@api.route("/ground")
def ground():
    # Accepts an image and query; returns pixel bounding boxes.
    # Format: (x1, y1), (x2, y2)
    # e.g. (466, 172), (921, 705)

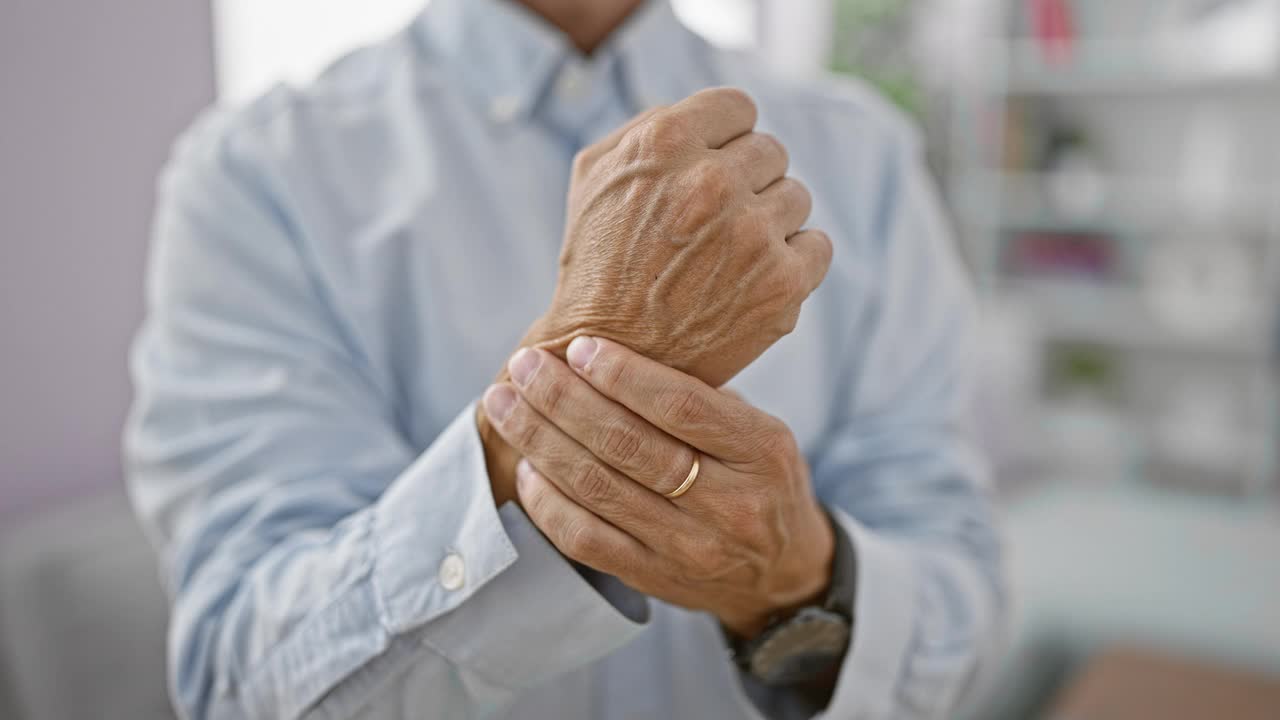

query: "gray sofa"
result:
(0, 491), (175, 719)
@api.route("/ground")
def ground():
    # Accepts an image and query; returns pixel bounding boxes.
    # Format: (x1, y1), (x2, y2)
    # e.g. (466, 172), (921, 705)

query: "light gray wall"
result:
(0, 0), (216, 519)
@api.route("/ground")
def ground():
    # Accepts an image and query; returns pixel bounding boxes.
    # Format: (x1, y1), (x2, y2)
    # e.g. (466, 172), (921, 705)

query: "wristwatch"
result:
(728, 511), (856, 686)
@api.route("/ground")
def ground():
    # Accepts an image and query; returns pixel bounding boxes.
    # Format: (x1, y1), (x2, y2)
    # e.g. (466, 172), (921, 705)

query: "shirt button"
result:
(489, 95), (519, 123)
(438, 553), (466, 591)
(555, 64), (588, 100)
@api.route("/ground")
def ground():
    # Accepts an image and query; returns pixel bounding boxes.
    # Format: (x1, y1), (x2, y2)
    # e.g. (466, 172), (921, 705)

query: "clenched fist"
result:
(482, 88), (834, 505)
(528, 87), (832, 385)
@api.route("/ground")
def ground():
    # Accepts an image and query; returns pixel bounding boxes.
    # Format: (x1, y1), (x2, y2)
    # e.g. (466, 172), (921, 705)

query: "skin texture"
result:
(518, 0), (645, 53)
(483, 337), (835, 638)
(480, 89), (833, 505)
(470, 3), (838, 637)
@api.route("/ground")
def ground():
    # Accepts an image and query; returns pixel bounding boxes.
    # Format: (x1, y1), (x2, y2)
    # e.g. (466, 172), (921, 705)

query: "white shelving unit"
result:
(949, 0), (1280, 495)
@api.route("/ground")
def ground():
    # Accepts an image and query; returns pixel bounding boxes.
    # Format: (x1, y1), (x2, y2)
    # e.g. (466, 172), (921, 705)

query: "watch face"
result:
(749, 607), (851, 686)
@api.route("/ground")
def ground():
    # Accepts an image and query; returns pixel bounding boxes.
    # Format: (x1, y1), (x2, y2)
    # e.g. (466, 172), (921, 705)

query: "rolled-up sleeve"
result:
(126, 114), (647, 720)
(807, 129), (1007, 719)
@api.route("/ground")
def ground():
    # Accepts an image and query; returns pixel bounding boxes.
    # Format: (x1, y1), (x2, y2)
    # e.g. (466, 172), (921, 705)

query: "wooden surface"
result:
(1047, 647), (1280, 720)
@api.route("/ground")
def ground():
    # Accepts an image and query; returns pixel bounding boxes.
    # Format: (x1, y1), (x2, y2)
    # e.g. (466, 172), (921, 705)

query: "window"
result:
(212, 0), (428, 104)
(212, 0), (759, 104)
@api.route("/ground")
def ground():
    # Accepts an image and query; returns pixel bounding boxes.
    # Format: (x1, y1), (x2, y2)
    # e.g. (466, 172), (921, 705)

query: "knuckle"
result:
(761, 132), (788, 166)
(561, 519), (598, 559)
(694, 161), (734, 198)
(773, 305), (801, 337)
(512, 411), (544, 451)
(771, 175), (803, 203)
(732, 207), (772, 243)
(815, 229), (835, 260)
(743, 132), (787, 172)
(766, 414), (792, 443)
(570, 149), (592, 177)
(650, 112), (686, 139)
(666, 445), (698, 492)
(599, 353), (631, 394)
(714, 86), (757, 119)
(538, 374), (570, 417)
(521, 477), (549, 515)
(659, 387), (709, 429)
(788, 175), (813, 203)
(797, 225), (834, 255)
(755, 420), (796, 462)
(794, 180), (815, 217)
(570, 460), (618, 508)
(757, 265), (796, 309)
(677, 184), (726, 235)
(723, 412), (788, 463)
(596, 353), (637, 397)
(636, 113), (688, 153)
(599, 417), (647, 468)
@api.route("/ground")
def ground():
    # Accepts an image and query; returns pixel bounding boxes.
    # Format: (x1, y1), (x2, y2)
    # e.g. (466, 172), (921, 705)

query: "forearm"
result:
(163, 405), (647, 720)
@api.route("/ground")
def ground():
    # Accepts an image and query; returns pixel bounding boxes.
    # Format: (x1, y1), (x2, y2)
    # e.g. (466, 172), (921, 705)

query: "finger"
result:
(719, 387), (746, 401)
(482, 383), (687, 544)
(516, 461), (656, 579)
(757, 176), (813, 236)
(508, 348), (698, 497)
(719, 132), (788, 193)
(563, 337), (769, 460)
(587, 105), (665, 160)
(785, 228), (835, 295)
(667, 87), (757, 148)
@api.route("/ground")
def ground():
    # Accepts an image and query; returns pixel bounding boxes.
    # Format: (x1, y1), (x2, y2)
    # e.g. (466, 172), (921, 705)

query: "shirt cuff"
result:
(372, 401), (519, 636)
(371, 400), (649, 692)
(422, 503), (650, 690)
(821, 507), (921, 719)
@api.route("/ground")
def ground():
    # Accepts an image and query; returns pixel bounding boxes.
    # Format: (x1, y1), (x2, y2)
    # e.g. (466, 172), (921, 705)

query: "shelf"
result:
(955, 171), (1280, 233)
(1007, 396), (1275, 492)
(987, 280), (1275, 358)
(954, 3), (1280, 499)
(995, 38), (1280, 96)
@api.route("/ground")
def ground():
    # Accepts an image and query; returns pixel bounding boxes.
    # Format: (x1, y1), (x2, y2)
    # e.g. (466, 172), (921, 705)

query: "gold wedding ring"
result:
(664, 453), (701, 499)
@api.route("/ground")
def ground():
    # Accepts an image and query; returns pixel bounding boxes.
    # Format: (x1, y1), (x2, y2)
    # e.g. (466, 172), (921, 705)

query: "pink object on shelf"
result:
(1029, 0), (1076, 65)
(1004, 230), (1116, 279)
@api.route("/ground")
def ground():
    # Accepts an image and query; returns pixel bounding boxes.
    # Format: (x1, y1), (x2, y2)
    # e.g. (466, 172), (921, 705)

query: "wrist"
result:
(479, 311), (580, 507)
(476, 404), (522, 506)
(723, 507), (836, 640)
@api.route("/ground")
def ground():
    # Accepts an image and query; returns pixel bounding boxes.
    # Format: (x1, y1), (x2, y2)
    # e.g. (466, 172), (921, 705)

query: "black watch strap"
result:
(727, 508), (858, 682)
(823, 507), (858, 618)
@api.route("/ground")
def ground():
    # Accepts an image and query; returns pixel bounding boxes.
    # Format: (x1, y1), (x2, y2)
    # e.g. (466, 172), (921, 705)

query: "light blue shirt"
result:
(126, 1), (1005, 718)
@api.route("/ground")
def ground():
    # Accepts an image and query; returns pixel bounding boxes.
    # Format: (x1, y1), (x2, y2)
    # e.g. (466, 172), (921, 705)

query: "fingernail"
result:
(567, 336), (598, 371)
(508, 348), (542, 387)
(516, 459), (535, 494)
(483, 385), (517, 423)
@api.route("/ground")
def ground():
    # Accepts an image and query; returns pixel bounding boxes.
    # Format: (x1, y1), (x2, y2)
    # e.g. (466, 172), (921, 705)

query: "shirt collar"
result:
(413, 0), (709, 124)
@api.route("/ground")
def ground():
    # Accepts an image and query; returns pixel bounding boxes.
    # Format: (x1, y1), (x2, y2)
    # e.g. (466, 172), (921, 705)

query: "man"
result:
(126, 0), (1005, 717)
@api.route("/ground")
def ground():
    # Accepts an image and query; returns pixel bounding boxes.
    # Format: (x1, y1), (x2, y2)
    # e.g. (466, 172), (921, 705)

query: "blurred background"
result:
(1, 0), (1278, 717)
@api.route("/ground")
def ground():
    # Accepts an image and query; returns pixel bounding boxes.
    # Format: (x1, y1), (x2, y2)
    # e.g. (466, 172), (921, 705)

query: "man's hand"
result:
(482, 337), (836, 639)
(480, 87), (833, 504)
(530, 87), (831, 383)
